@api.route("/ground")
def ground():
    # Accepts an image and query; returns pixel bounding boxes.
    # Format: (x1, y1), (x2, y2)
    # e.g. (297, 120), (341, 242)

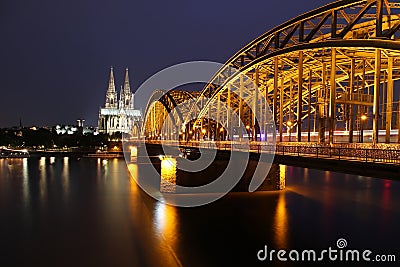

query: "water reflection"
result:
(279, 165), (286, 190)
(62, 157), (70, 200)
(160, 157), (177, 193)
(273, 165), (288, 249)
(324, 171), (331, 183)
(102, 159), (108, 176)
(381, 180), (391, 224)
(274, 192), (288, 248)
(22, 158), (29, 204)
(1, 157), (400, 266)
(154, 201), (179, 249)
(39, 157), (47, 203)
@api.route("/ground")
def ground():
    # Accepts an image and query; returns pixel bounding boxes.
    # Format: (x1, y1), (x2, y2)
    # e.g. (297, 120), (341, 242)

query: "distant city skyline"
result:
(0, 0), (330, 127)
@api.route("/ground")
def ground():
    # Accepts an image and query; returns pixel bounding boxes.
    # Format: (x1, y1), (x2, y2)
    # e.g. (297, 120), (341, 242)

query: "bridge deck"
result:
(142, 140), (400, 166)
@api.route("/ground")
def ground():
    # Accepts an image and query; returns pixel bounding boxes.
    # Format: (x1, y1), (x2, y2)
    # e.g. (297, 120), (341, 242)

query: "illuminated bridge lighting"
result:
(140, 0), (400, 148)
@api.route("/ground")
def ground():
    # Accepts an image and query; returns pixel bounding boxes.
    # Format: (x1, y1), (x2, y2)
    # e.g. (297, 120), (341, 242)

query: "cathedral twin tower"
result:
(105, 67), (133, 110)
(98, 67), (141, 135)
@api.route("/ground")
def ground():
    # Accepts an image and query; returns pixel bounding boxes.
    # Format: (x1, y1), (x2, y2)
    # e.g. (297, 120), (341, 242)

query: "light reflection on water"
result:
(39, 157), (47, 203)
(274, 192), (288, 248)
(1, 158), (400, 266)
(22, 158), (29, 204)
(160, 157), (177, 193)
(154, 201), (178, 246)
(62, 157), (69, 200)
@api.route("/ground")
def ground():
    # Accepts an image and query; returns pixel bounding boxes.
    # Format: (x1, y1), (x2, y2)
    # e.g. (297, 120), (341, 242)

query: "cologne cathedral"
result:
(98, 67), (142, 135)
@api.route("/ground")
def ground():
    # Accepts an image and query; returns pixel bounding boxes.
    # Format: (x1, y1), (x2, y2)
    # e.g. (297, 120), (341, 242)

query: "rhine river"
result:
(0, 157), (399, 266)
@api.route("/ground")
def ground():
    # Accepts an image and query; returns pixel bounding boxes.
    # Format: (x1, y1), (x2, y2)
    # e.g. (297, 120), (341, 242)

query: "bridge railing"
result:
(143, 140), (400, 165)
(275, 145), (400, 165)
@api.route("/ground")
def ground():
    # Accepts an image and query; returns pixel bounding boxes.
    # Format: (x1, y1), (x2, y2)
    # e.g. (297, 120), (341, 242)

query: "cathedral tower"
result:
(98, 66), (142, 135)
(122, 68), (133, 109)
(105, 67), (118, 108)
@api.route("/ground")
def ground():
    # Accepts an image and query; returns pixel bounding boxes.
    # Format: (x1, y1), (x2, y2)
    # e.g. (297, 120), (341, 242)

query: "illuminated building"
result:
(98, 67), (142, 135)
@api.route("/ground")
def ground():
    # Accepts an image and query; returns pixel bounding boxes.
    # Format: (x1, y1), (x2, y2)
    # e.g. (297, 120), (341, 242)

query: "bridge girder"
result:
(143, 89), (199, 139)
(186, 0), (400, 144)
(143, 0), (400, 144)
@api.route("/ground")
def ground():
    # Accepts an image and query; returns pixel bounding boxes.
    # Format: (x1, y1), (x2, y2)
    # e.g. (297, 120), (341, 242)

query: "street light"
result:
(201, 128), (206, 140)
(246, 125), (251, 140)
(219, 127), (224, 141)
(360, 114), (367, 143)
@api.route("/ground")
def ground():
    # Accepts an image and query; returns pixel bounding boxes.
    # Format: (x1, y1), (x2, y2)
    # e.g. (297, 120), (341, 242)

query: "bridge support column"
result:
(208, 100), (211, 140)
(318, 63), (327, 143)
(297, 51), (303, 142)
(264, 89), (268, 142)
(349, 59), (355, 143)
(328, 48), (336, 144)
(274, 57), (279, 129)
(307, 69), (312, 142)
(386, 57), (393, 143)
(398, 103), (400, 144)
(228, 83), (232, 141)
(239, 75), (244, 141)
(279, 76), (284, 142)
(217, 93), (221, 141)
(373, 49), (381, 145)
(254, 68), (259, 141)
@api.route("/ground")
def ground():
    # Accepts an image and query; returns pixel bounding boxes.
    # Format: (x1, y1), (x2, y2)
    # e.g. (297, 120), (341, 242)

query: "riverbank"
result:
(28, 149), (124, 158)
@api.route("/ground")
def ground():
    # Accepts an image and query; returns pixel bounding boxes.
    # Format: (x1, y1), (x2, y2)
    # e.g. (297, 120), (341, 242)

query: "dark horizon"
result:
(0, 0), (331, 128)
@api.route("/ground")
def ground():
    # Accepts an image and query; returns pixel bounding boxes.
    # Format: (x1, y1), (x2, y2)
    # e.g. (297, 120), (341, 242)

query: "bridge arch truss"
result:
(145, 0), (400, 145)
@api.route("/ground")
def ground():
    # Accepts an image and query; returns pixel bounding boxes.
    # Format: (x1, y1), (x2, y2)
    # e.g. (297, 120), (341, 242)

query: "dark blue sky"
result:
(0, 0), (330, 127)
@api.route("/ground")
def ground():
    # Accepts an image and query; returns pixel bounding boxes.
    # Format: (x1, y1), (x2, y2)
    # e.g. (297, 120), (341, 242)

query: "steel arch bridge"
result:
(144, 0), (400, 145)
(143, 89), (200, 140)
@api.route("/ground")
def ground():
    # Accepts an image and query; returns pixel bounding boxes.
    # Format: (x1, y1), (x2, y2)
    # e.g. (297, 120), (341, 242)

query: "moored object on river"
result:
(0, 147), (30, 158)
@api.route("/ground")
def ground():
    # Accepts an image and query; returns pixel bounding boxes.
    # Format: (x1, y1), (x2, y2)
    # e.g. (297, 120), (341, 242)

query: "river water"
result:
(0, 157), (399, 266)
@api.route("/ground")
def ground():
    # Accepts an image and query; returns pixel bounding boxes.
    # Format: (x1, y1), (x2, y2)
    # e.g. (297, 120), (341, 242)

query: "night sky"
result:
(0, 0), (331, 127)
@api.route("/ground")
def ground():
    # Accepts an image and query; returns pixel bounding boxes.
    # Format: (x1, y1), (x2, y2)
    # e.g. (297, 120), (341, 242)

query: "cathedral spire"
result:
(124, 67), (131, 93)
(119, 85), (124, 109)
(107, 66), (116, 92)
(105, 66), (117, 108)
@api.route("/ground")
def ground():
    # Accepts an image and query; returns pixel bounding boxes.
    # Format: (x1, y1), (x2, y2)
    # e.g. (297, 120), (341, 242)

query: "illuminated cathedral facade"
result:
(98, 67), (141, 135)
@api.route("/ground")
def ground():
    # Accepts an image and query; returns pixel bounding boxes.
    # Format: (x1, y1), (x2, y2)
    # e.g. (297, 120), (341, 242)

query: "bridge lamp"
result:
(287, 121), (293, 127)
(246, 125), (251, 130)
(360, 114), (367, 143)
